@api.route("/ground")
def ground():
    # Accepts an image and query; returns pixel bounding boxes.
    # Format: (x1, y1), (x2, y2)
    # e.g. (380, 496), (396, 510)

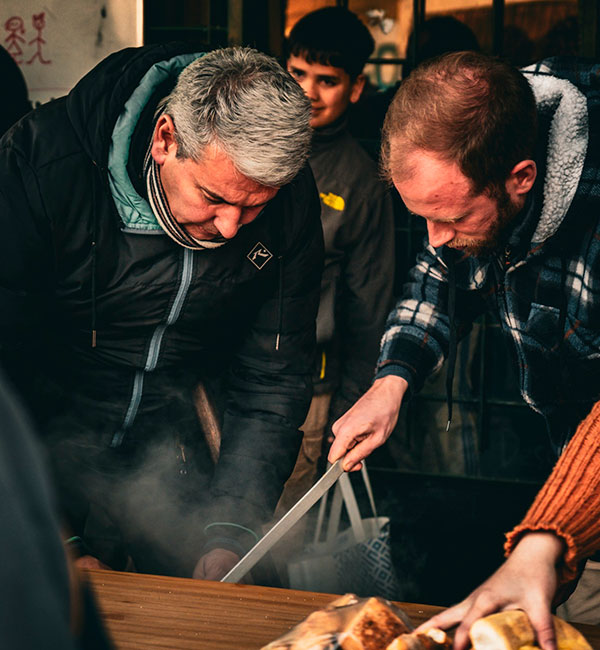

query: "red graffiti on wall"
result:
(4, 16), (25, 64)
(4, 12), (51, 66)
(27, 13), (50, 64)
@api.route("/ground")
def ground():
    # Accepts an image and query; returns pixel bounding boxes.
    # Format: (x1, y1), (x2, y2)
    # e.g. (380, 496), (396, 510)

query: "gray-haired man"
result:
(0, 44), (323, 581)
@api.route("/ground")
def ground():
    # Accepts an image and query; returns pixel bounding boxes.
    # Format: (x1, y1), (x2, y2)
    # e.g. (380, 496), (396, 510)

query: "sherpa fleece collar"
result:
(523, 64), (588, 244)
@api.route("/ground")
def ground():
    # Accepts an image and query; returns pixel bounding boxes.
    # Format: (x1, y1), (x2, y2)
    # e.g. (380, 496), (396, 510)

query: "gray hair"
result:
(165, 47), (312, 187)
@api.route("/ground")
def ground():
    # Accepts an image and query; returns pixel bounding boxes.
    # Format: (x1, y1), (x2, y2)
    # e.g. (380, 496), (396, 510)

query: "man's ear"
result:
(349, 74), (366, 104)
(506, 159), (537, 198)
(151, 114), (177, 165)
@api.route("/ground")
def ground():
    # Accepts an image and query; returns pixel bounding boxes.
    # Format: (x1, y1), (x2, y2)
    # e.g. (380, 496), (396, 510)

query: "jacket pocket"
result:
(524, 302), (562, 351)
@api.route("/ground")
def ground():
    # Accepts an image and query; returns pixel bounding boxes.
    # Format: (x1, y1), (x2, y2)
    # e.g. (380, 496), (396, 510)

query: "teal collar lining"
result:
(107, 51), (204, 232)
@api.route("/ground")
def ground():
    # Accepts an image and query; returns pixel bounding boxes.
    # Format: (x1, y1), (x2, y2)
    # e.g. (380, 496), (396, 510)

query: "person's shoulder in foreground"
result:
(0, 367), (112, 649)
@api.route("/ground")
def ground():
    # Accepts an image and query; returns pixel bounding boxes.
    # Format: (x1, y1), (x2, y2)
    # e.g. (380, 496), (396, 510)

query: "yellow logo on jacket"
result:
(319, 192), (345, 211)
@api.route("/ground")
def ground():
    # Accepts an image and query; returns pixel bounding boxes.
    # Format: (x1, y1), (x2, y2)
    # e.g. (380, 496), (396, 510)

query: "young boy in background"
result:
(277, 6), (395, 514)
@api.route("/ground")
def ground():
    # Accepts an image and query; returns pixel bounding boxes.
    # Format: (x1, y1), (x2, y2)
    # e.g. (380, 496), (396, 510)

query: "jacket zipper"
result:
(111, 248), (195, 446)
(494, 245), (540, 413)
(145, 248), (194, 371)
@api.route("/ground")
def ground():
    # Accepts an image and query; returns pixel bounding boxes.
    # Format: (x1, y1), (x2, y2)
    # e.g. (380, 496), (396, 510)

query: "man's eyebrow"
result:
(198, 184), (272, 208)
(408, 209), (466, 223)
(198, 184), (230, 204)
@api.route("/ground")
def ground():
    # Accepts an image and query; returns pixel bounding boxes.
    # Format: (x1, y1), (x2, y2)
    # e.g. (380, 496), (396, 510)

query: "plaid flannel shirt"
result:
(376, 57), (600, 447)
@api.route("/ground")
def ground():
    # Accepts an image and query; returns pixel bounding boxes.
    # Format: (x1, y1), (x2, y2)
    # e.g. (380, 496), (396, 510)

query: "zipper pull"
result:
(175, 437), (187, 475)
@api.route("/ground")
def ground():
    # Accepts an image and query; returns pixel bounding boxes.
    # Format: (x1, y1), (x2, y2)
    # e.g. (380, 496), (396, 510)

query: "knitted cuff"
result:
(504, 401), (600, 585)
(504, 525), (579, 584)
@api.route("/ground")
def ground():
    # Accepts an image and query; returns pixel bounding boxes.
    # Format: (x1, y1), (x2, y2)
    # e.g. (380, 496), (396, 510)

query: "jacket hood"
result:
(65, 42), (203, 164)
(523, 64), (589, 243)
(65, 43), (205, 231)
(442, 66), (589, 430)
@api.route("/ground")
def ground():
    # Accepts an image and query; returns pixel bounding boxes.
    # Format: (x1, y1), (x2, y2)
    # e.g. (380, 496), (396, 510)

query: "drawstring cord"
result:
(91, 162), (98, 348)
(276, 254), (284, 351)
(91, 240), (97, 347)
(274, 211), (284, 351)
(557, 255), (567, 351)
(445, 256), (458, 431)
(555, 255), (568, 407)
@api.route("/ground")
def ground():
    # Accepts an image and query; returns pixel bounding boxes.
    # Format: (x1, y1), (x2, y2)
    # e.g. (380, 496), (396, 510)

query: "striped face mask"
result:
(144, 131), (227, 251)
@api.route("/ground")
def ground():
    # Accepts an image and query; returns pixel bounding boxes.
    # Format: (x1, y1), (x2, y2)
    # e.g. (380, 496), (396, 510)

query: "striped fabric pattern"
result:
(144, 139), (226, 250)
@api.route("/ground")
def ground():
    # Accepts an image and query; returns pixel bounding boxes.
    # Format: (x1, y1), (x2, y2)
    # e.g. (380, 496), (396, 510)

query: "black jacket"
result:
(309, 118), (395, 423)
(0, 43), (323, 552)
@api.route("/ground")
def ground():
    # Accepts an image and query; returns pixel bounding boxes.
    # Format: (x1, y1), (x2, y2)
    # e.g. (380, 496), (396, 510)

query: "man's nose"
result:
(426, 220), (454, 248)
(214, 205), (243, 239)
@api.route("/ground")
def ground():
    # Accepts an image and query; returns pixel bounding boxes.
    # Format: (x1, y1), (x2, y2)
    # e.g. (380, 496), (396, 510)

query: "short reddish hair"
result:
(381, 51), (537, 195)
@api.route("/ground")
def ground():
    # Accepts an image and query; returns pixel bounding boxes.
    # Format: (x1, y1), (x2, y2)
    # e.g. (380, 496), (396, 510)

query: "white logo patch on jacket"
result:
(247, 242), (273, 269)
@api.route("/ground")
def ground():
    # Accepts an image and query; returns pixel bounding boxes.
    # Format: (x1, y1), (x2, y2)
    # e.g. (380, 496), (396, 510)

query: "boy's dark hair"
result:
(286, 7), (375, 79)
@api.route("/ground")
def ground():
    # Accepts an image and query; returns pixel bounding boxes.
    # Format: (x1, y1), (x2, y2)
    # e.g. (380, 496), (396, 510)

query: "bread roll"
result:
(469, 611), (592, 650)
(338, 596), (413, 650)
(261, 594), (413, 650)
(386, 627), (452, 650)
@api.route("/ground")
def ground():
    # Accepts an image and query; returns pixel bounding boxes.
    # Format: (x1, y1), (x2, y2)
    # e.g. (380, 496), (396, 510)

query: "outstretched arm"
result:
(418, 400), (600, 650)
(328, 241), (489, 471)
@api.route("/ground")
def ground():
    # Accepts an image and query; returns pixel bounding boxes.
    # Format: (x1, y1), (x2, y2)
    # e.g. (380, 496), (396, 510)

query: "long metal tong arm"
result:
(220, 459), (345, 583)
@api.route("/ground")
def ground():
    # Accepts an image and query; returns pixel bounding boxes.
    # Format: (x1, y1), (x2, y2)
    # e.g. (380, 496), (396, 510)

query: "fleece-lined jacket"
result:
(376, 57), (600, 449)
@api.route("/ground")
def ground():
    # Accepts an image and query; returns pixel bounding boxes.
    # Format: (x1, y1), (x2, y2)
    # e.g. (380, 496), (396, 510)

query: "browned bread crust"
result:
(469, 611), (592, 650)
(339, 597), (413, 650)
(261, 594), (413, 650)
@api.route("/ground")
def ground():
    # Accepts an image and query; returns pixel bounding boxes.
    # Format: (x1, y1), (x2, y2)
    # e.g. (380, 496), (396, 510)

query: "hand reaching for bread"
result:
(416, 532), (565, 650)
(261, 586), (592, 650)
(469, 611), (591, 650)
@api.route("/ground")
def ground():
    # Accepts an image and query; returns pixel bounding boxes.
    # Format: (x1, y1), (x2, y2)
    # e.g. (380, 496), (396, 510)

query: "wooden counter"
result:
(85, 569), (600, 650)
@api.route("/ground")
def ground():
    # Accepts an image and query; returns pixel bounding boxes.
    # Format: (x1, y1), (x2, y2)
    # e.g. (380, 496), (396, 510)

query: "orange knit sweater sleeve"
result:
(504, 401), (600, 584)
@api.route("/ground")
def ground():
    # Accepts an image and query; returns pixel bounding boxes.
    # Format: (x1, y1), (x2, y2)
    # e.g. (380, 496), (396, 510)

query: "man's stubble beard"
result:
(447, 188), (522, 257)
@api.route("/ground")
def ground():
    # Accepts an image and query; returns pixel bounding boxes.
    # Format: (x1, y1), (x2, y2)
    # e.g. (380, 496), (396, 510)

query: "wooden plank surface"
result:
(85, 569), (600, 650)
